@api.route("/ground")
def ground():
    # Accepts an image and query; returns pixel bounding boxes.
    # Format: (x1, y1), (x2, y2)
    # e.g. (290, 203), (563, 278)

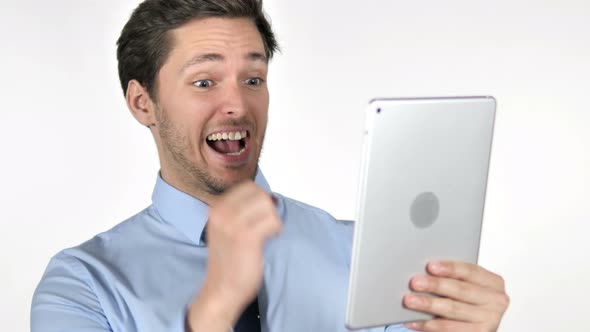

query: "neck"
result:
(159, 166), (220, 206)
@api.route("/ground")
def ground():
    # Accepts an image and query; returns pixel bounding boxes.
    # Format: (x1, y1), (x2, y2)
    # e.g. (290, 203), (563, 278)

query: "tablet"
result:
(345, 96), (496, 329)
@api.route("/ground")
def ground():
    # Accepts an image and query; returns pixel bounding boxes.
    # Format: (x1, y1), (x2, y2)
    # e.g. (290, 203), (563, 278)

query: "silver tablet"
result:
(345, 96), (496, 329)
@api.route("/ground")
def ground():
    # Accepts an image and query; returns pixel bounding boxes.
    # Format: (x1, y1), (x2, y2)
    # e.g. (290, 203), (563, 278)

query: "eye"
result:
(193, 79), (214, 88)
(244, 77), (264, 86)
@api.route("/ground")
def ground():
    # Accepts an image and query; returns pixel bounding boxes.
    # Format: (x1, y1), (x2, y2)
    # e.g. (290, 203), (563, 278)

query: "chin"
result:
(203, 163), (258, 193)
(221, 163), (258, 182)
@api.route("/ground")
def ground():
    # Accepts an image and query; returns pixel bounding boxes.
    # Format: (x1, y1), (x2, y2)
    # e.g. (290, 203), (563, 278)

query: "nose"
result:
(219, 82), (248, 117)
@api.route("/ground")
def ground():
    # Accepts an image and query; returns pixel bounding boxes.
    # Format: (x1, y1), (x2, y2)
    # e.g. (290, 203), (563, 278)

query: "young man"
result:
(31, 1), (509, 331)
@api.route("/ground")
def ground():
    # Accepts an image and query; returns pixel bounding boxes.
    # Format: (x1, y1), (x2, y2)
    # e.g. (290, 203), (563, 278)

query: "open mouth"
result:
(206, 130), (248, 156)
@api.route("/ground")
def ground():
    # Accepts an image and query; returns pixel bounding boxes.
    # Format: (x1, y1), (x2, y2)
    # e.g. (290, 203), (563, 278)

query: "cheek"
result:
(173, 91), (214, 126)
(161, 96), (212, 150)
(249, 91), (269, 127)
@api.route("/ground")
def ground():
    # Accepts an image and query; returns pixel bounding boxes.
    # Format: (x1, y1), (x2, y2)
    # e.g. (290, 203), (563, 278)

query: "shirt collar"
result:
(151, 168), (272, 247)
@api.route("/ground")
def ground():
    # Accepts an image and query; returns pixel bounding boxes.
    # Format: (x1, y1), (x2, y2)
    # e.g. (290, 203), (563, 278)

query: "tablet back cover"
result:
(346, 96), (496, 329)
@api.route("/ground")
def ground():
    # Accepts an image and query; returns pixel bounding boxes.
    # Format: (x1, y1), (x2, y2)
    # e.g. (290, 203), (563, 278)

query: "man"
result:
(31, 0), (509, 331)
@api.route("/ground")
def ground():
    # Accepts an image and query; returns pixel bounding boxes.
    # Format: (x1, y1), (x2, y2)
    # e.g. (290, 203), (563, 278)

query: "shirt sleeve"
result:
(31, 253), (112, 332)
(32, 252), (191, 332)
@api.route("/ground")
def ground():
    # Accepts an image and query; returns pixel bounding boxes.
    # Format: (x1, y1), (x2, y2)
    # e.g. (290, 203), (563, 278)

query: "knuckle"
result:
(447, 298), (468, 319)
(422, 296), (433, 310)
(498, 292), (510, 310)
(250, 191), (271, 207)
(430, 320), (451, 332)
(455, 281), (468, 299)
(448, 299), (460, 317)
(236, 206), (253, 221)
(465, 262), (477, 275)
(427, 276), (439, 292)
(446, 261), (462, 277)
(446, 260), (456, 271)
(422, 320), (438, 331)
(423, 319), (453, 332)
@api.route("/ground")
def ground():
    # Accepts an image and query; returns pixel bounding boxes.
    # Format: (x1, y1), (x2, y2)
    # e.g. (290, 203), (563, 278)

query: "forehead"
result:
(167, 17), (266, 65)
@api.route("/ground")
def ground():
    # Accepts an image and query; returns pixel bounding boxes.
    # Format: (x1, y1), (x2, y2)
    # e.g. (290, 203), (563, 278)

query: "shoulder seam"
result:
(55, 252), (108, 320)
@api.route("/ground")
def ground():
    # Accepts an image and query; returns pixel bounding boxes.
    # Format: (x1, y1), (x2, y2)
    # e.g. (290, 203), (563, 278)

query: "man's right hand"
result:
(186, 181), (282, 331)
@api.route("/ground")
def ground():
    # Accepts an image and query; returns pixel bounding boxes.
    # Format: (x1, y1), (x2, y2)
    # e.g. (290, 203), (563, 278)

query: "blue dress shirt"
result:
(31, 171), (410, 332)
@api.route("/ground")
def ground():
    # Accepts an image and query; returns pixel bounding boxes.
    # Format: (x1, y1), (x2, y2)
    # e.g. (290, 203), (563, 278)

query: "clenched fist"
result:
(187, 181), (282, 332)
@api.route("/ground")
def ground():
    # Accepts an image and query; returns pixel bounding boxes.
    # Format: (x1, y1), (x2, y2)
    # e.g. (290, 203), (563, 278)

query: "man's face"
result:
(152, 17), (269, 197)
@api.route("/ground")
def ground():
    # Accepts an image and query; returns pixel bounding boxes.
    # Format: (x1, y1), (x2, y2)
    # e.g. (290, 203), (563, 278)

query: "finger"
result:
(227, 182), (275, 210)
(228, 188), (282, 238)
(409, 275), (500, 306)
(405, 319), (478, 332)
(235, 191), (277, 225)
(214, 184), (274, 225)
(221, 181), (262, 207)
(403, 294), (487, 323)
(427, 261), (506, 292)
(249, 209), (282, 239)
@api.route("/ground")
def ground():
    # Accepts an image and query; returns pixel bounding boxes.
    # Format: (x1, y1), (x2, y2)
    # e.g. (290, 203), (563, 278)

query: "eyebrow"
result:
(181, 51), (268, 72)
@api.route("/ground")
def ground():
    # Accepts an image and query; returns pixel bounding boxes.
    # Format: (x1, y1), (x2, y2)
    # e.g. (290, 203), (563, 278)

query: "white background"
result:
(1, 0), (588, 331)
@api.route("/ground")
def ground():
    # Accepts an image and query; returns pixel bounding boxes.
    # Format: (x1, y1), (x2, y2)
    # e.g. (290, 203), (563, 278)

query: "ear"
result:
(125, 80), (157, 128)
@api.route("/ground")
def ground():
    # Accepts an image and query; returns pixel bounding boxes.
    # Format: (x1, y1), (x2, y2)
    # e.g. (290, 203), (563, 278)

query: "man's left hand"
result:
(403, 261), (510, 332)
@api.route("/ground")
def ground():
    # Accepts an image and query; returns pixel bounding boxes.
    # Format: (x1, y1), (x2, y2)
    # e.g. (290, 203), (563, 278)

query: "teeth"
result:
(207, 131), (248, 141)
(226, 147), (246, 156)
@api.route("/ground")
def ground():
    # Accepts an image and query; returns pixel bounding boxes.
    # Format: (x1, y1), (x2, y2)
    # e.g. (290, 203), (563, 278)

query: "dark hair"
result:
(116, 0), (279, 98)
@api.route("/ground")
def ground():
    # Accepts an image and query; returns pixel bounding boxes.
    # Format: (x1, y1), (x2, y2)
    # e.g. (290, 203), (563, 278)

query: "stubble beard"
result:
(155, 106), (262, 196)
